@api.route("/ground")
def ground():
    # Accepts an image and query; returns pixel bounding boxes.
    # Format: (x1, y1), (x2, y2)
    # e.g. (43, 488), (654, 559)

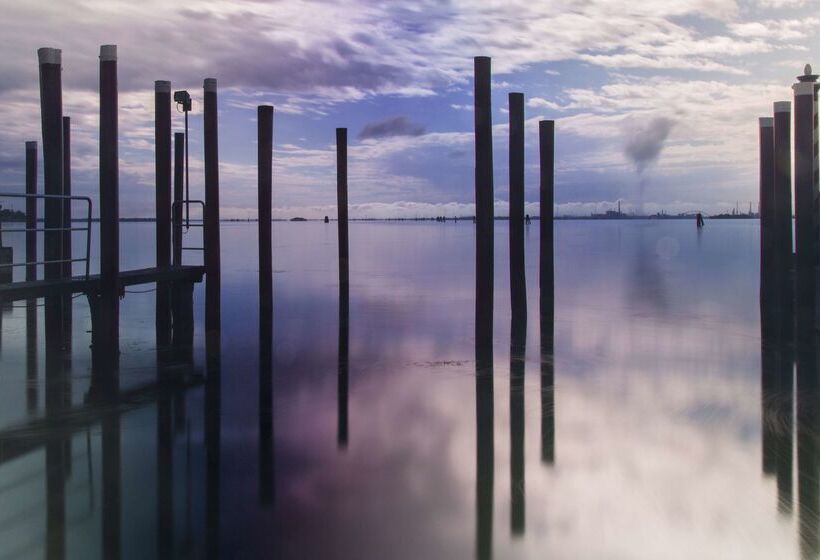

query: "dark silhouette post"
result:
(336, 128), (349, 287)
(155, 80), (172, 349)
(173, 132), (184, 266)
(97, 44), (120, 369)
(509, 92), (526, 321)
(204, 78), (221, 352)
(475, 333), (494, 560)
(759, 117), (776, 304)
(26, 141), (38, 412)
(102, 413), (122, 560)
(205, 357), (221, 560)
(509, 316), (526, 536)
(157, 390), (173, 559)
(37, 47), (64, 354)
(61, 116), (73, 351)
(541, 306), (555, 465)
(793, 66), (818, 270)
(539, 121), (555, 316)
(773, 102), (793, 270)
(258, 105), (273, 313)
(474, 56), (494, 351)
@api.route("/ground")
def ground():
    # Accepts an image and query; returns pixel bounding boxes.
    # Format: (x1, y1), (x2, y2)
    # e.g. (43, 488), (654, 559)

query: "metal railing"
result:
(0, 192), (93, 279)
(173, 199), (206, 262)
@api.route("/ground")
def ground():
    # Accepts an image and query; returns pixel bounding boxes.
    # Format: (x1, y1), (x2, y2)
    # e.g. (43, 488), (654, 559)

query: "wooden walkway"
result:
(0, 265), (205, 302)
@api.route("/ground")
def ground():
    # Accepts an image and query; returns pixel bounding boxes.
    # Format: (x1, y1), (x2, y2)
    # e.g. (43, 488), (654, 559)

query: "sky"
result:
(0, 0), (817, 219)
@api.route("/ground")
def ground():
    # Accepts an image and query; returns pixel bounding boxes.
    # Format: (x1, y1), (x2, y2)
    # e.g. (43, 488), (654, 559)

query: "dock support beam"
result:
(760, 117), (776, 304)
(203, 78), (221, 357)
(62, 116), (73, 352)
(95, 44), (120, 378)
(25, 141), (38, 410)
(155, 80), (172, 349)
(173, 132), (184, 267)
(38, 47), (64, 354)
(474, 56), (494, 351)
(509, 92), (526, 321)
(258, 105), (273, 313)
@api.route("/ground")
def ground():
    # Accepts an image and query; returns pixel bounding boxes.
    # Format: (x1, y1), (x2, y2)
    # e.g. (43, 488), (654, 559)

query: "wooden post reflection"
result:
(475, 296), (494, 558)
(509, 316), (525, 536)
(259, 307), (275, 503)
(338, 283), (349, 449)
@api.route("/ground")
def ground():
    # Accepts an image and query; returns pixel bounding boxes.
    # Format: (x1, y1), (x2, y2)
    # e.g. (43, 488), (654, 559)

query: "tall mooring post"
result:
(62, 116), (73, 350)
(37, 47), (64, 352)
(793, 65), (819, 269)
(97, 44), (120, 371)
(258, 105), (274, 312)
(25, 141), (38, 283)
(155, 80), (172, 348)
(336, 128), (349, 287)
(759, 117), (776, 304)
(539, 120), (555, 318)
(203, 78), (221, 353)
(173, 132), (184, 266)
(509, 92), (527, 321)
(773, 102), (793, 269)
(474, 56), (494, 351)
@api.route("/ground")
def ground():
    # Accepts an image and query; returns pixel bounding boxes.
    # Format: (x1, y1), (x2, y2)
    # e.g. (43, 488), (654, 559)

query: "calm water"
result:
(0, 219), (809, 559)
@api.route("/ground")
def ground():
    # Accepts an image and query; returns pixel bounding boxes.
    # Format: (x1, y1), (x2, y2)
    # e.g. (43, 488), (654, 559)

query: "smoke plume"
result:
(624, 117), (675, 173)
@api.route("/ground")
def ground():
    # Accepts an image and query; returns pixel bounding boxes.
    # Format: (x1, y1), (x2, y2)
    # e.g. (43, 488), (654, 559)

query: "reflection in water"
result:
(510, 315), (526, 536)
(157, 384), (174, 558)
(476, 295), (494, 559)
(338, 282), (349, 449)
(205, 287), (222, 560)
(259, 306), (275, 504)
(102, 411), (121, 560)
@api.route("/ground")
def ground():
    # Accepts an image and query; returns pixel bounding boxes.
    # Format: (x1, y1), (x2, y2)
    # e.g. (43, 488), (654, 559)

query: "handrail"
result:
(172, 199), (205, 264)
(0, 192), (93, 279)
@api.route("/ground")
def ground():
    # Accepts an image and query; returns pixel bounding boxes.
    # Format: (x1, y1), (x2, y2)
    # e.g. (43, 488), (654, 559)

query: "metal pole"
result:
(258, 105), (273, 312)
(62, 116), (73, 352)
(508, 92), (526, 321)
(99, 44), (120, 361)
(203, 78), (221, 347)
(336, 128), (349, 286)
(37, 47), (64, 353)
(539, 120), (555, 318)
(173, 132), (184, 266)
(474, 56), (494, 351)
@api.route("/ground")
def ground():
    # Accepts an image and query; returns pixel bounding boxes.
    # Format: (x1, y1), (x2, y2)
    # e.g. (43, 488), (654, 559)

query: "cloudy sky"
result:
(0, 0), (817, 218)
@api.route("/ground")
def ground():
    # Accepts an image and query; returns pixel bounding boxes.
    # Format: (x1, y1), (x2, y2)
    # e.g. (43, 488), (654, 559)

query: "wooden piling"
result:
(793, 68), (818, 269)
(336, 128), (349, 286)
(773, 102), (793, 269)
(539, 120), (555, 317)
(258, 105), (273, 312)
(155, 81), (172, 348)
(509, 92), (526, 321)
(37, 47), (64, 352)
(474, 56), (494, 351)
(173, 132), (184, 266)
(98, 44), (120, 361)
(203, 78), (221, 344)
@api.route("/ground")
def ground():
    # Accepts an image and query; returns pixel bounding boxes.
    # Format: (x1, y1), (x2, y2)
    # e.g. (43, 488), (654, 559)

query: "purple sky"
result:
(0, 0), (817, 218)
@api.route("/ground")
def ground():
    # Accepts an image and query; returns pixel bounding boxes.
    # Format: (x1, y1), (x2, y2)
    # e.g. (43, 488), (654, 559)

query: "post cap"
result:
(37, 48), (61, 65)
(204, 78), (217, 92)
(99, 45), (117, 61)
(774, 101), (791, 113)
(155, 80), (171, 92)
(759, 117), (773, 127)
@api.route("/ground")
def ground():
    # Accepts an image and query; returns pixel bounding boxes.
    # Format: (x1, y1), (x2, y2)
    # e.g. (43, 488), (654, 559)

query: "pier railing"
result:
(0, 192), (93, 279)
(173, 199), (205, 263)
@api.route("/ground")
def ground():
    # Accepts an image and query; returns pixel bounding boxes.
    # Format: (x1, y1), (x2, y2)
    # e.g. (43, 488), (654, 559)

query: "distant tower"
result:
(792, 64), (819, 266)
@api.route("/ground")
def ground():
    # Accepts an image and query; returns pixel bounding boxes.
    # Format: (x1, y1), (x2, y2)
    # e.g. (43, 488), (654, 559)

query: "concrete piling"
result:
(336, 128), (349, 287)
(474, 56), (494, 351)
(508, 92), (526, 321)
(258, 105), (273, 312)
